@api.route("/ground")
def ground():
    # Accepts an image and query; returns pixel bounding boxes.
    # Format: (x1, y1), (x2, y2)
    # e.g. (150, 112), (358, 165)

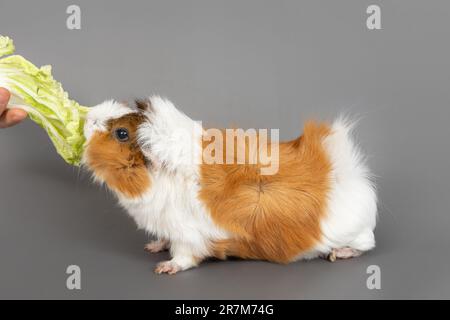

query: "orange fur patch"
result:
(85, 114), (151, 198)
(200, 121), (332, 263)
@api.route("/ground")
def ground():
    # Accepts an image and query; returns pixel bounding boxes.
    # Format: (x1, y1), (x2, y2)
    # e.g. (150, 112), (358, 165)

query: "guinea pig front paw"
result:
(154, 260), (182, 275)
(144, 239), (170, 253)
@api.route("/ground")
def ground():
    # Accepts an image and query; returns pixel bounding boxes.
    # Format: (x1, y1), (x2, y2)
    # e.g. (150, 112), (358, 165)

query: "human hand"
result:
(0, 87), (27, 128)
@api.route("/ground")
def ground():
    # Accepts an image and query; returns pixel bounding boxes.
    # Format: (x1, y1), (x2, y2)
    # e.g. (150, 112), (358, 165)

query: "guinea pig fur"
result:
(83, 97), (377, 274)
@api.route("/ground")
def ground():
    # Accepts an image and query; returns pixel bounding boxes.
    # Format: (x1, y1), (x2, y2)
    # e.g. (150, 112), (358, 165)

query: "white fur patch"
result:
(83, 100), (134, 141)
(118, 170), (228, 260)
(300, 118), (378, 260)
(137, 96), (204, 175)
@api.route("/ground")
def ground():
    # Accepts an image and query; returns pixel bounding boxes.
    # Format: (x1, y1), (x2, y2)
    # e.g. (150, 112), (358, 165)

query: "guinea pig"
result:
(83, 96), (377, 274)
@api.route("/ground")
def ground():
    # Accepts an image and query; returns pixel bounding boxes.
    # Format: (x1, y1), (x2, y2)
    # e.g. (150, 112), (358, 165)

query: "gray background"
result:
(0, 0), (449, 299)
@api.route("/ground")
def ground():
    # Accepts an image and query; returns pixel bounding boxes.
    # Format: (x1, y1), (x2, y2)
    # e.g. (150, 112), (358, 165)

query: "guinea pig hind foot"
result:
(326, 247), (363, 262)
(144, 239), (170, 253)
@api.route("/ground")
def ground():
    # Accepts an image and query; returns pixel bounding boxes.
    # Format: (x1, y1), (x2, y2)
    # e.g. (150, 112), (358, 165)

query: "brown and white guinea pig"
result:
(83, 96), (377, 275)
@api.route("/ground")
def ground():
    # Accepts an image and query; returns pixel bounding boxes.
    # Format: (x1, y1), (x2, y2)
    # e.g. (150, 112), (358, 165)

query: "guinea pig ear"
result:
(135, 110), (156, 167)
(137, 132), (161, 170)
(135, 98), (153, 112)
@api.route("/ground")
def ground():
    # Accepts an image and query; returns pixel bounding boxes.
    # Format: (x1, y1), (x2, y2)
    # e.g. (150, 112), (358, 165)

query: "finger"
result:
(0, 87), (11, 115)
(0, 108), (28, 128)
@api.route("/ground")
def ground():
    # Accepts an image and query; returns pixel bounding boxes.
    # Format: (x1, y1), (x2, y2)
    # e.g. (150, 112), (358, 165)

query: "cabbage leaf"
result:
(0, 36), (88, 165)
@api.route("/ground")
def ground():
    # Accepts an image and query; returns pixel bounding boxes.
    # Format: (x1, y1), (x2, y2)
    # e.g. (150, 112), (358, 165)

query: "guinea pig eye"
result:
(114, 128), (129, 142)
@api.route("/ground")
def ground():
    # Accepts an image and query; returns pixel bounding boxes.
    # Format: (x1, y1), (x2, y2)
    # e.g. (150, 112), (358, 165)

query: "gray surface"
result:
(0, 0), (449, 299)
